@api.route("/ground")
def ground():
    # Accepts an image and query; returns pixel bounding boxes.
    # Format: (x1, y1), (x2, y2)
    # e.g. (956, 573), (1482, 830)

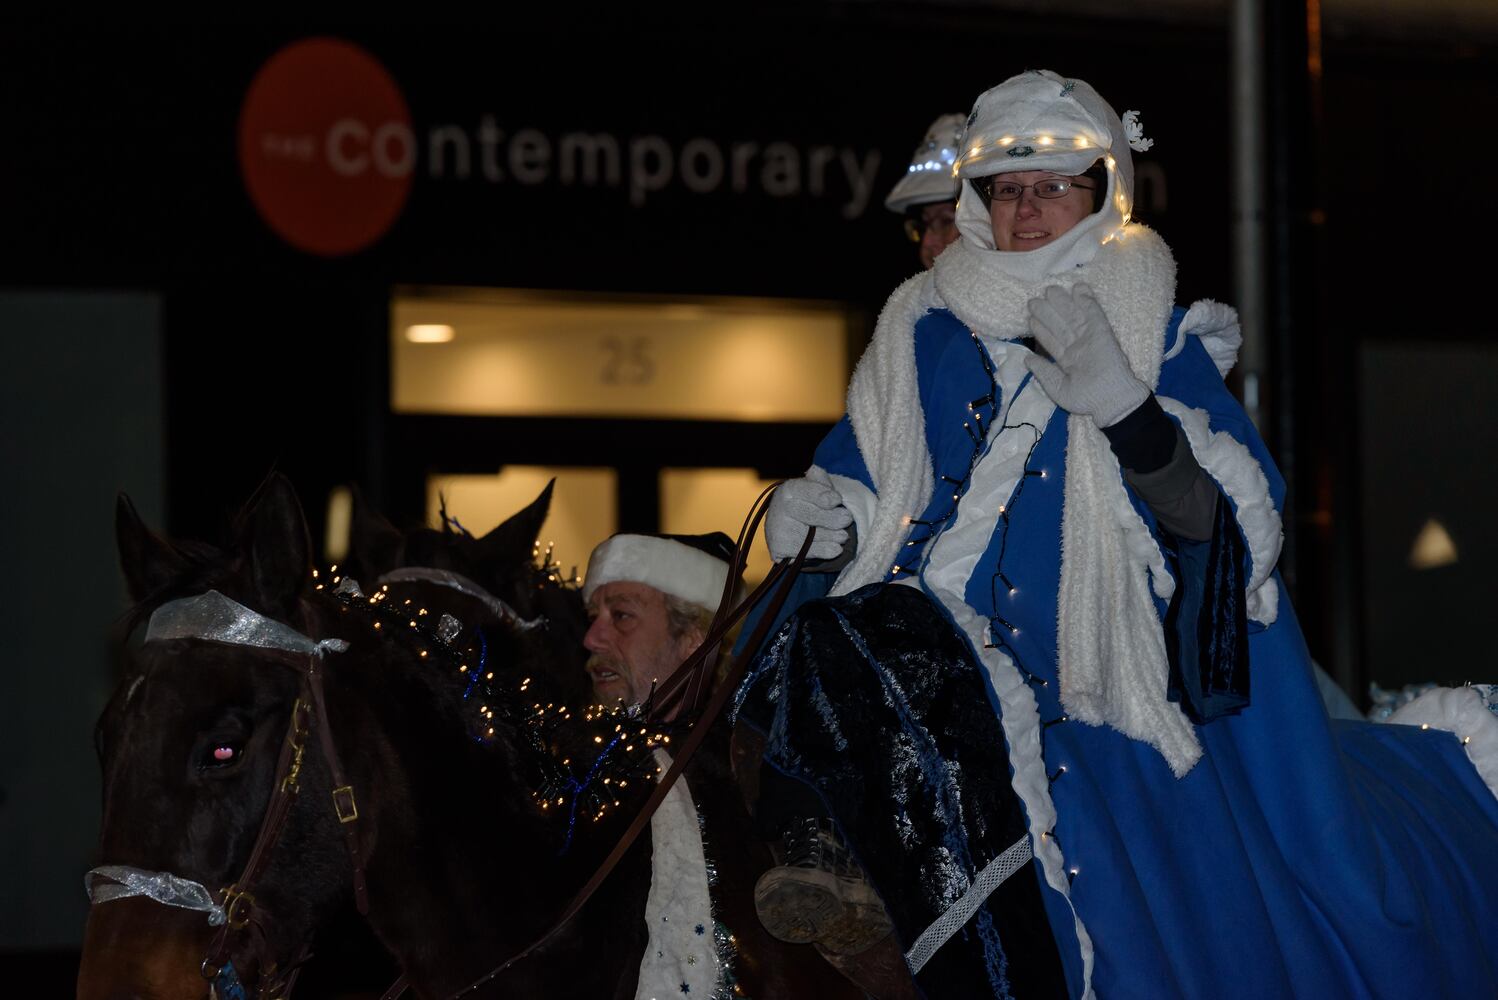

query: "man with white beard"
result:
(581, 531), (734, 715)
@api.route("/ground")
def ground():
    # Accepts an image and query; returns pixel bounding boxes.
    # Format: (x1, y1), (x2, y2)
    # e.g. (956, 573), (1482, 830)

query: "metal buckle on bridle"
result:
(281, 699), (311, 795)
(290, 697), (311, 740)
(332, 785), (359, 824)
(221, 884), (256, 930)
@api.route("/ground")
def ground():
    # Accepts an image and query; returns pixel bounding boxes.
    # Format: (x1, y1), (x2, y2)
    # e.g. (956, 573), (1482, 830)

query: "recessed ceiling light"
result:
(405, 324), (455, 344)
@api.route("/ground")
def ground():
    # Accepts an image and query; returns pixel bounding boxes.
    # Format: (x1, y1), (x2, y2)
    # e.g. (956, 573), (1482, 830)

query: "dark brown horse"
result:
(78, 475), (859, 999)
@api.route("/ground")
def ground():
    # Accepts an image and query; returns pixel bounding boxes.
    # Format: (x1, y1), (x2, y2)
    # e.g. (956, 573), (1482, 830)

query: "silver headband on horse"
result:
(84, 588), (348, 918)
(377, 566), (546, 632)
(143, 588), (350, 656)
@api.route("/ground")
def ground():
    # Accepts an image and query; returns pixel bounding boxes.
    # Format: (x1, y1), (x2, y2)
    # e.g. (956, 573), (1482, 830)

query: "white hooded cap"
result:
(951, 70), (1150, 278)
(884, 112), (966, 213)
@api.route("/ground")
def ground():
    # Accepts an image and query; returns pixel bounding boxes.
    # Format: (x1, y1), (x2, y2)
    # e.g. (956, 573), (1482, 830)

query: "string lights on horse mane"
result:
(317, 555), (738, 996)
(533, 538), (583, 588)
(315, 563), (677, 850)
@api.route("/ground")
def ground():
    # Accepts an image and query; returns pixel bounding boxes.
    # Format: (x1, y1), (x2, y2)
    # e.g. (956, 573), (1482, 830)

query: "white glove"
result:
(1025, 282), (1150, 428)
(765, 473), (853, 561)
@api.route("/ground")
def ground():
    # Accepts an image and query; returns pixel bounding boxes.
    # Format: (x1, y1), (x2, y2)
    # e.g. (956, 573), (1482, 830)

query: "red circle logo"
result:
(238, 38), (413, 256)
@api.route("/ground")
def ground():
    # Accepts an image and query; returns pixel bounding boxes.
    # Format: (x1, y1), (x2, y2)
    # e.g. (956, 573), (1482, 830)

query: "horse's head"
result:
(82, 475), (675, 998)
(346, 480), (592, 708)
(80, 475), (368, 999)
(346, 481), (552, 596)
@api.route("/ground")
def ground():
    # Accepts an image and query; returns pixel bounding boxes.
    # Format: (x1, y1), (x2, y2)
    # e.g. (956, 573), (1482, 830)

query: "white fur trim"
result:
(1386, 686), (1498, 805)
(1058, 414), (1203, 776)
(946, 600), (1097, 999)
(1157, 398), (1283, 625)
(583, 535), (728, 612)
(1175, 299), (1242, 377)
(833, 271), (938, 596)
(1047, 226), (1206, 777)
(636, 751), (721, 999)
(932, 229), (1174, 353)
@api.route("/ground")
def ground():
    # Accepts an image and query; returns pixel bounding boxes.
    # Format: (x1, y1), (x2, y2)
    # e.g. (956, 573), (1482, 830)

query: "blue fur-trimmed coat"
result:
(740, 304), (1498, 999)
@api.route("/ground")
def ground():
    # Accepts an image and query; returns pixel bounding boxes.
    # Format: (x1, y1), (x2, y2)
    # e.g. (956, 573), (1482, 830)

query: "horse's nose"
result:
(77, 897), (213, 1000)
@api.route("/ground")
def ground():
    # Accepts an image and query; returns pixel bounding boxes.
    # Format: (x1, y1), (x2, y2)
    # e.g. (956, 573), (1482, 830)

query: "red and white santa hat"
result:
(581, 532), (737, 613)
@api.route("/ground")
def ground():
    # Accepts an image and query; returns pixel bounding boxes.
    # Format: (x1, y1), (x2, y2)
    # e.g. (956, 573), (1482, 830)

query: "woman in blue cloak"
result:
(735, 69), (1498, 999)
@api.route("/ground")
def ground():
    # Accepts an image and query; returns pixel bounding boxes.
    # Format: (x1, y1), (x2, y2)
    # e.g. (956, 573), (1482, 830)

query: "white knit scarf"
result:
(836, 225), (1205, 776)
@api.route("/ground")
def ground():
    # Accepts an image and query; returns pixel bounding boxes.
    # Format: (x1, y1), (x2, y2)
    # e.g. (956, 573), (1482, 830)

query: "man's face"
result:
(917, 201), (959, 269)
(583, 581), (701, 707)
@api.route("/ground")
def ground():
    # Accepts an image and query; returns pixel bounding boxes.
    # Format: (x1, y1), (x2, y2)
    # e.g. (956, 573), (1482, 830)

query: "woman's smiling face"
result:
(987, 170), (1097, 252)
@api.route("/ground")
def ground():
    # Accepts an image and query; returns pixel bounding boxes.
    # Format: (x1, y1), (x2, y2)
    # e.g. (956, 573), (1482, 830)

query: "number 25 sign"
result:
(599, 337), (655, 386)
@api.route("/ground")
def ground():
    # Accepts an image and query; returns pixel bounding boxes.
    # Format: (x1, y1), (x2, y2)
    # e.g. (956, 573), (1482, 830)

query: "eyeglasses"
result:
(903, 212), (959, 243)
(970, 175), (1095, 203)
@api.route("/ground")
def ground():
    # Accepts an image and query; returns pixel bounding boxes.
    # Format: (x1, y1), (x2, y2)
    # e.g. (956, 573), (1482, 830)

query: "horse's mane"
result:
(327, 575), (548, 750)
(341, 485), (595, 722)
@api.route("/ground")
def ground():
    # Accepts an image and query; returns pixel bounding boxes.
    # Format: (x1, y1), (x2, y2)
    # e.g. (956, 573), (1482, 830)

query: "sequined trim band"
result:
(904, 834), (1034, 974)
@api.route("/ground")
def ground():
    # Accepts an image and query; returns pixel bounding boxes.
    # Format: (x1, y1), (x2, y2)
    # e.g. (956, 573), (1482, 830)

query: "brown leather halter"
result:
(198, 643), (370, 998)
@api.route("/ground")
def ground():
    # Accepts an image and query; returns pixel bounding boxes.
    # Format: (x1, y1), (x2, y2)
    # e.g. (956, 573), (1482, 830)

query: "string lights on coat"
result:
(888, 329), (1078, 886)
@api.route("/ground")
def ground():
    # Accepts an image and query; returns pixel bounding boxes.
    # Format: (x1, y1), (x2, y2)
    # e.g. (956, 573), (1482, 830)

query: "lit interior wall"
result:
(660, 468), (779, 587)
(426, 466), (618, 582)
(392, 289), (847, 421)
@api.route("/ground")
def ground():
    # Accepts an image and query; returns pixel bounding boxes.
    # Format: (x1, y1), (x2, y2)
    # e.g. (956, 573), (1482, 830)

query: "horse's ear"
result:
(238, 473), (312, 616)
(116, 493), (191, 603)
(347, 484), (405, 579)
(474, 479), (554, 568)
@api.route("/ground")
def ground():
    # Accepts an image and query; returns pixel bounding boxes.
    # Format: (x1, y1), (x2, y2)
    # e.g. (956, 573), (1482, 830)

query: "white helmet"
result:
(951, 70), (1153, 267)
(884, 112), (966, 214)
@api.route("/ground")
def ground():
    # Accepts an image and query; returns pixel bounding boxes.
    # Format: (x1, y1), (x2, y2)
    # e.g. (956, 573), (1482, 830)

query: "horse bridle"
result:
(88, 589), (370, 1000)
(199, 646), (370, 996)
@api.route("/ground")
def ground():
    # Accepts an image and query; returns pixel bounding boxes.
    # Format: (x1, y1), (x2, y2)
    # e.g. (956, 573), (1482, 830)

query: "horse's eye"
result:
(200, 742), (242, 770)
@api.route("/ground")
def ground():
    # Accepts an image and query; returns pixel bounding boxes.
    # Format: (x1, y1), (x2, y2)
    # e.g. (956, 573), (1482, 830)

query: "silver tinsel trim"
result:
(145, 590), (348, 657)
(85, 865), (225, 925)
(696, 806), (743, 999)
